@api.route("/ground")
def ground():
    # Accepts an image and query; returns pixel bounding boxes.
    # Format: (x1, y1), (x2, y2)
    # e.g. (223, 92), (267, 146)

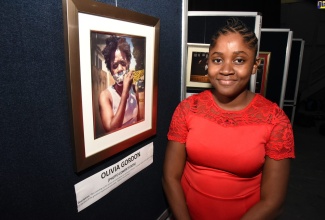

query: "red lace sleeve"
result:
(167, 98), (192, 143)
(266, 105), (295, 160)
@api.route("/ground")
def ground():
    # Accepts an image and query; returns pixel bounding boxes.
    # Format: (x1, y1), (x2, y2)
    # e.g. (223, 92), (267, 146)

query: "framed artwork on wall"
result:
(186, 43), (211, 88)
(255, 52), (271, 96)
(62, 0), (160, 172)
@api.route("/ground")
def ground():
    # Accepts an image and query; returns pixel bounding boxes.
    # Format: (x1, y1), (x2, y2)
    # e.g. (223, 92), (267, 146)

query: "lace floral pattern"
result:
(168, 90), (295, 159)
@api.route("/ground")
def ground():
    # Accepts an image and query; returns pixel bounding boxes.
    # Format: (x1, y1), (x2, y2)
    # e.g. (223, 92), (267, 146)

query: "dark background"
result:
(188, 0), (281, 28)
(188, 16), (257, 44)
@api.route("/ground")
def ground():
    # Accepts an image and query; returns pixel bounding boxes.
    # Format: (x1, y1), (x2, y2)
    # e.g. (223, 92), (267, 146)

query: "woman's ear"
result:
(252, 57), (261, 75)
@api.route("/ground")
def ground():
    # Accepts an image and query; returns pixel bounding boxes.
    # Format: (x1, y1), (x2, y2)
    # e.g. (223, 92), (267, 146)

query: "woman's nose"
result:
(116, 63), (124, 72)
(220, 61), (234, 75)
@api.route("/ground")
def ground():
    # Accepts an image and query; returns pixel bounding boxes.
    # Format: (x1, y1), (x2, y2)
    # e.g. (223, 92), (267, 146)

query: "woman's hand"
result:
(122, 70), (134, 95)
(241, 157), (291, 220)
(162, 141), (191, 220)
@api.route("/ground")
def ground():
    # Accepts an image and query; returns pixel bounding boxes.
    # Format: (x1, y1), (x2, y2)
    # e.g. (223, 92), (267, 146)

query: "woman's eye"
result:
(234, 58), (245, 64)
(213, 58), (222, 64)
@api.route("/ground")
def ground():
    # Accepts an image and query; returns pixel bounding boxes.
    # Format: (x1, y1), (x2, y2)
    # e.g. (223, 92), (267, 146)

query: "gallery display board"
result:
(182, 11), (262, 99)
(259, 29), (293, 108)
(0, 0), (183, 219)
(283, 39), (305, 124)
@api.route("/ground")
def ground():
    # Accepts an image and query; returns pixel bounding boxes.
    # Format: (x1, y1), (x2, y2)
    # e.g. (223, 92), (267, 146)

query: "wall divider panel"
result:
(0, 0), (183, 218)
(283, 38), (305, 124)
(259, 28), (293, 108)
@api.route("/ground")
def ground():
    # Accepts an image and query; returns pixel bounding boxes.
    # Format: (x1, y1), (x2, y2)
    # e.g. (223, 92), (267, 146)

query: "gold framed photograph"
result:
(62, 0), (159, 172)
(186, 43), (212, 88)
(255, 51), (271, 96)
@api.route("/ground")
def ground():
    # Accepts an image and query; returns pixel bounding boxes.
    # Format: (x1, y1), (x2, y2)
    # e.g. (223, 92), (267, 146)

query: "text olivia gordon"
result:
(101, 151), (141, 179)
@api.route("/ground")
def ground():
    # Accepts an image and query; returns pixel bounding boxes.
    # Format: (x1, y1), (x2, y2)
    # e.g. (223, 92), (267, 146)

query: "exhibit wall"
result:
(283, 39), (305, 124)
(0, 0), (182, 219)
(260, 29), (293, 108)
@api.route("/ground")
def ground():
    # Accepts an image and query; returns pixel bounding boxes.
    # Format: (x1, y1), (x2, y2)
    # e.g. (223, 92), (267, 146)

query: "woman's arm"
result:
(99, 89), (128, 132)
(241, 156), (291, 220)
(99, 90), (115, 132)
(162, 141), (191, 220)
(99, 71), (134, 132)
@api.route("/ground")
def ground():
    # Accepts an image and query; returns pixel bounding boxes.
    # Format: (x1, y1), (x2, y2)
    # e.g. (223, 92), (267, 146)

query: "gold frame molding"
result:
(186, 43), (212, 88)
(256, 51), (271, 96)
(62, 0), (160, 172)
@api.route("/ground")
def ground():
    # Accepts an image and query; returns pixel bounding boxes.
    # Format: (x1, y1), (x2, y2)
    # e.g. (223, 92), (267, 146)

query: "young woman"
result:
(162, 18), (295, 220)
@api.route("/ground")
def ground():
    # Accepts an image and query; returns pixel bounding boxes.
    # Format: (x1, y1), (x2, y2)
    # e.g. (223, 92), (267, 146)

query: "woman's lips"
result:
(218, 79), (236, 86)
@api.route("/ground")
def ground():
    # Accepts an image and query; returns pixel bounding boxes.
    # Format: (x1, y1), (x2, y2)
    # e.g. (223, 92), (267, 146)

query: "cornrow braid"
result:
(210, 17), (258, 56)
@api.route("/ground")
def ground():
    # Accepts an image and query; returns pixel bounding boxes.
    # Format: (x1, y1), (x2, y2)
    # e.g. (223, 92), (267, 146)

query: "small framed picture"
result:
(255, 52), (271, 96)
(186, 43), (212, 88)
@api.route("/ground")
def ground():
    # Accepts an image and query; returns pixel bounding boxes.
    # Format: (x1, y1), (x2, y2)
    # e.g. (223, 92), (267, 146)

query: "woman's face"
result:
(208, 32), (258, 98)
(110, 49), (129, 85)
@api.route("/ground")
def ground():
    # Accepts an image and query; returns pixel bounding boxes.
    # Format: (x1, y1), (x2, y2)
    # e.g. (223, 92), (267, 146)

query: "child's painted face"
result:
(110, 49), (129, 85)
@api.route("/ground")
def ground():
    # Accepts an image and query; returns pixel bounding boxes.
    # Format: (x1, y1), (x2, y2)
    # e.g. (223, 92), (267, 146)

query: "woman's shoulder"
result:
(172, 90), (211, 115)
(252, 94), (278, 109)
(252, 94), (289, 123)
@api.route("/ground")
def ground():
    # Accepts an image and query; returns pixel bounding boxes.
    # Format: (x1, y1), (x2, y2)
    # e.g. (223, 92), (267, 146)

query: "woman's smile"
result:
(217, 79), (237, 86)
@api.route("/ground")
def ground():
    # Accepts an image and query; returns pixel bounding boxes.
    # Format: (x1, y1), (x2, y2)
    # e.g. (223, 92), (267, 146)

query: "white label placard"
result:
(74, 143), (154, 212)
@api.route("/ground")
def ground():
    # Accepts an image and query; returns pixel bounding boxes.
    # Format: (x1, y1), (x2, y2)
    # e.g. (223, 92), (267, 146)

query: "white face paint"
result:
(110, 49), (129, 86)
(112, 70), (127, 85)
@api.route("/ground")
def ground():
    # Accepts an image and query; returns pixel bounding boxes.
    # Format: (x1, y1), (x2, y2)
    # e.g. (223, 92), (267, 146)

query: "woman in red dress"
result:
(162, 18), (295, 220)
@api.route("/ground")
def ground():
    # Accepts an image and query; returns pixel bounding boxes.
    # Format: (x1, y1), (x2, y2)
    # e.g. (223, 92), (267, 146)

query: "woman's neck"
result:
(211, 90), (255, 111)
(113, 84), (123, 97)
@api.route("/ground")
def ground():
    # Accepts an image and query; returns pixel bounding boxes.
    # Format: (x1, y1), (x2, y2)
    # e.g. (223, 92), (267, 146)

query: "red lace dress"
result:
(167, 90), (295, 220)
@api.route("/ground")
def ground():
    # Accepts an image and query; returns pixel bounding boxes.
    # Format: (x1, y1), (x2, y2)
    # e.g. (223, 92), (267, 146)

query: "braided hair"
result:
(102, 35), (132, 72)
(210, 17), (258, 57)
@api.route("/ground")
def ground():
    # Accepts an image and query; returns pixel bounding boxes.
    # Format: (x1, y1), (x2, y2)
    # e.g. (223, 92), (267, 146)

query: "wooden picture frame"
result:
(186, 43), (212, 88)
(255, 52), (271, 96)
(62, 0), (159, 172)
